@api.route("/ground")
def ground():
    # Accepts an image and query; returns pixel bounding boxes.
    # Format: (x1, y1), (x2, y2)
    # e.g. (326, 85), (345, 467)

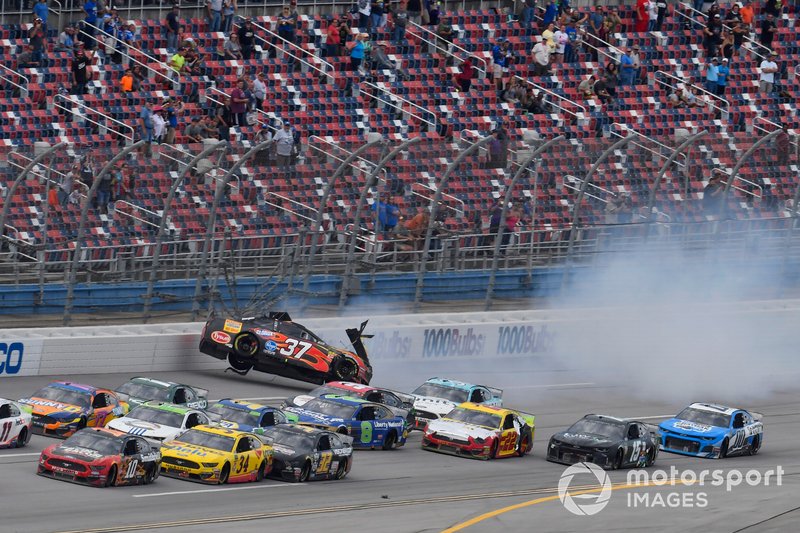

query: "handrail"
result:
(3, 223), (37, 250)
(7, 151), (91, 195)
(712, 168), (762, 200)
(411, 182), (465, 217)
(0, 63), (29, 98)
(611, 123), (687, 168)
(654, 70), (729, 116)
(576, 31), (618, 65)
(158, 143), (196, 168)
(514, 76), (585, 121)
(233, 16), (334, 81)
(208, 88), (276, 134)
(54, 93), (135, 143)
(308, 135), (383, 177)
(405, 19), (488, 78)
(78, 27), (177, 88)
(678, 2), (770, 62)
(360, 80), (438, 130)
(585, 32), (626, 60)
(263, 192), (317, 224)
(753, 116), (800, 154)
(113, 199), (161, 229)
(563, 174), (612, 204)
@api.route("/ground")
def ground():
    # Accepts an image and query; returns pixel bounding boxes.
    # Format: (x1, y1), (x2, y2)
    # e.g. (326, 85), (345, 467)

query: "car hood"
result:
(18, 397), (85, 418)
(52, 445), (107, 462)
(553, 432), (617, 449)
(660, 418), (727, 438)
(413, 396), (458, 416)
(107, 417), (181, 440)
(217, 420), (257, 432)
(426, 418), (498, 440)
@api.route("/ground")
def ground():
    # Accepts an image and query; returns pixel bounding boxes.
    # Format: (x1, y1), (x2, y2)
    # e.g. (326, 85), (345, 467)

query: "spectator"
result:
(604, 7), (623, 38)
(732, 22), (748, 53)
(253, 123), (274, 165)
(206, 0), (223, 33)
(563, 21), (579, 63)
(372, 42), (407, 79)
(59, 164), (78, 206)
(131, 64), (144, 91)
(223, 0), (237, 35)
(593, 72), (610, 103)
(740, 1), (754, 28)
(552, 25), (568, 63)
(57, 26), (76, 53)
(635, 0), (649, 33)
(619, 47), (636, 86)
(630, 44), (643, 84)
(112, 163), (130, 202)
(371, 0), (386, 35)
(407, 0), (422, 25)
(760, 14), (776, 50)
(703, 13), (722, 57)
(184, 117), (204, 143)
(533, 39), (550, 76)
(724, 3), (742, 26)
(721, 30), (734, 61)
(71, 44), (91, 95)
(542, 1), (557, 25)
(578, 75), (595, 98)
(655, 0), (667, 31)
(522, 89), (548, 114)
(273, 120), (297, 170)
(230, 79), (248, 126)
(169, 47), (186, 75)
(96, 170), (113, 214)
(33, 0), (49, 35)
(224, 33), (243, 60)
(83, 0), (98, 40)
(491, 39), (512, 90)
(436, 14), (454, 53)
(238, 18), (255, 60)
(165, 5), (180, 52)
(425, 0), (441, 26)
(607, 193), (627, 224)
(17, 45), (40, 68)
(252, 71), (266, 111)
(337, 14), (351, 49)
(29, 17), (45, 66)
(716, 58), (729, 96)
(373, 192), (400, 237)
(521, 0), (536, 27)
(152, 106), (166, 143)
(776, 124), (790, 165)
(702, 174), (724, 216)
(764, 0), (782, 17)
(705, 57), (719, 94)
(357, 0), (371, 31)
(541, 22), (556, 50)
(501, 76), (524, 104)
(120, 68), (134, 93)
(212, 96), (233, 141)
(349, 32), (367, 72)
(277, 5), (297, 47)
(586, 5), (604, 61)
(647, 0), (658, 31)
(163, 97), (183, 144)
(604, 61), (619, 97)
(452, 57), (474, 92)
(759, 51), (778, 93)
(486, 122), (509, 169)
(325, 17), (341, 56)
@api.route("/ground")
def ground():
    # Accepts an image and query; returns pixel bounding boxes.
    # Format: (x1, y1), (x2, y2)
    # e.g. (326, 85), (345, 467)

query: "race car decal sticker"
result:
(223, 320), (243, 334)
(253, 329), (274, 338)
(59, 446), (103, 459)
(211, 331), (232, 344)
(673, 421), (713, 433)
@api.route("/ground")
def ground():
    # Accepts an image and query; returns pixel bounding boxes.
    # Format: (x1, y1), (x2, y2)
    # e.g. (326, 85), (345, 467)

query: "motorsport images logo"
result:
(557, 462), (613, 516)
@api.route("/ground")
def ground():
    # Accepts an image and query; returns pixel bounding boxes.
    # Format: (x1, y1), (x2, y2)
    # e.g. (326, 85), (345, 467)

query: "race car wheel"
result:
(105, 465), (117, 487)
(489, 439), (499, 460)
(233, 332), (260, 358)
(15, 427), (28, 448)
(256, 461), (266, 482)
(382, 430), (397, 450)
(613, 449), (624, 470)
(335, 460), (347, 480)
(749, 435), (761, 456)
(299, 460), (311, 482)
(332, 357), (358, 381)
(517, 435), (530, 457)
(720, 438), (729, 459)
(219, 463), (230, 484)
(77, 416), (87, 430)
(143, 465), (156, 485)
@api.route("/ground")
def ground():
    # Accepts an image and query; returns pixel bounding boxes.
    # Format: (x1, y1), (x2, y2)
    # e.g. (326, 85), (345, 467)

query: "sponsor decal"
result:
(496, 325), (555, 356)
(210, 331), (232, 344)
(0, 343), (24, 375)
(373, 420), (404, 429)
(223, 319), (243, 334)
(673, 421), (713, 433)
(59, 446), (103, 459)
(365, 331), (412, 359)
(422, 328), (485, 358)
(264, 340), (278, 353)
(253, 329), (274, 338)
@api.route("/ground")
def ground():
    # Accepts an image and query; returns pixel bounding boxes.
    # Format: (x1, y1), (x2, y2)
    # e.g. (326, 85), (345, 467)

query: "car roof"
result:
(49, 381), (100, 394)
(191, 424), (250, 438)
(425, 378), (478, 391)
(214, 399), (274, 413)
(129, 377), (176, 389)
(139, 401), (194, 415)
(583, 414), (627, 425)
(688, 402), (738, 415)
(325, 382), (378, 393)
(312, 395), (370, 407)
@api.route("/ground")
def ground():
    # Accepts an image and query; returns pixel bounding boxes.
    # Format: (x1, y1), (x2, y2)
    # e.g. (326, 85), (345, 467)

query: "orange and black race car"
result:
(199, 312), (373, 385)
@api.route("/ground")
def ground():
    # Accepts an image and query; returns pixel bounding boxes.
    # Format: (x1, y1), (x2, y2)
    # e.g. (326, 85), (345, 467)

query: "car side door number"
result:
(279, 339), (313, 359)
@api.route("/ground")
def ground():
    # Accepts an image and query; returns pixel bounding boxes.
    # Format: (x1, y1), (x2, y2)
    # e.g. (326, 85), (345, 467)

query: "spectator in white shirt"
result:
(273, 120), (297, 170)
(758, 51), (779, 94)
(252, 71), (266, 111)
(532, 40), (550, 76)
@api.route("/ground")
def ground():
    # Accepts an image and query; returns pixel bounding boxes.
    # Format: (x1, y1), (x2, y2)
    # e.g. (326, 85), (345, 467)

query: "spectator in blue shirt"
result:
(84, 1), (97, 30)
(564, 21), (578, 63)
(716, 58), (729, 96)
(705, 57), (719, 95)
(619, 47), (636, 86)
(543, 1), (558, 25)
(33, 0), (49, 35)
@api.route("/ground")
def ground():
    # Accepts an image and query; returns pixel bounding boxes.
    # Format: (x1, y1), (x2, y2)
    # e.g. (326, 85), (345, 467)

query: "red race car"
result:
(38, 427), (161, 487)
(200, 312), (373, 385)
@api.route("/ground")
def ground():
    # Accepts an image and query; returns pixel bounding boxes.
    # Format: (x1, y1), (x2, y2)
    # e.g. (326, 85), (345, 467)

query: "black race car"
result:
(258, 425), (353, 482)
(199, 312), (373, 385)
(547, 414), (659, 469)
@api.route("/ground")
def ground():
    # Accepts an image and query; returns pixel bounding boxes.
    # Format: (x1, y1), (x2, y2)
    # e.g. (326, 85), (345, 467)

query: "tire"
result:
(517, 434), (530, 457)
(143, 465), (156, 485)
(299, 460), (311, 482)
(382, 431), (397, 450)
(488, 439), (499, 460)
(228, 353), (254, 372)
(646, 446), (656, 467)
(720, 438), (729, 459)
(749, 435), (761, 456)
(15, 427), (28, 448)
(77, 416), (88, 430)
(233, 332), (260, 358)
(256, 461), (266, 482)
(219, 462), (230, 485)
(333, 357), (358, 381)
(105, 465), (117, 487)
(613, 449), (624, 470)
(335, 460), (348, 480)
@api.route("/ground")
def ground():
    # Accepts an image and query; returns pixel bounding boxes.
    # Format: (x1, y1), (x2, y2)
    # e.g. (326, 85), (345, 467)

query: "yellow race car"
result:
(160, 425), (272, 484)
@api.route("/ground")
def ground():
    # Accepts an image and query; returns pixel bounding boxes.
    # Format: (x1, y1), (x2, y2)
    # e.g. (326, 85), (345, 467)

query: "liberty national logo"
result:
(558, 462), (613, 516)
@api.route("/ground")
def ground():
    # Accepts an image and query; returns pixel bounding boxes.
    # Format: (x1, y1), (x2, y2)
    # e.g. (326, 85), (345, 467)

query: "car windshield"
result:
(127, 406), (184, 428)
(32, 386), (91, 408)
(675, 408), (731, 428)
(445, 408), (501, 429)
(302, 399), (357, 419)
(116, 381), (171, 401)
(567, 419), (625, 440)
(412, 383), (469, 403)
(207, 404), (260, 426)
(261, 426), (314, 448)
(61, 432), (121, 455)
(308, 385), (355, 398)
(175, 429), (235, 452)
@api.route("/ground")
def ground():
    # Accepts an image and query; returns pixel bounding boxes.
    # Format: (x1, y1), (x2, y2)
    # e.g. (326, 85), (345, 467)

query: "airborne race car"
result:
(200, 312), (373, 385)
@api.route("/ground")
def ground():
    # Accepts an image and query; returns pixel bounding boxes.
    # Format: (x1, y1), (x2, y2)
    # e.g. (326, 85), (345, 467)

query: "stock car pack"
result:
(199, 312), (373, 385)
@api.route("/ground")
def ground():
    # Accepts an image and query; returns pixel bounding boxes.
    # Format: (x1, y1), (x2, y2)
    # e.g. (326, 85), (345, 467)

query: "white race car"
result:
(106, 401), (210, 444)
(0, 398), (33, 448)
(410, 378), (503, 431)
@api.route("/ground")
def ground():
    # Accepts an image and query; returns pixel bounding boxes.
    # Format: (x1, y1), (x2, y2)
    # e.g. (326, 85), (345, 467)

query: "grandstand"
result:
(1, 0), (799, 322)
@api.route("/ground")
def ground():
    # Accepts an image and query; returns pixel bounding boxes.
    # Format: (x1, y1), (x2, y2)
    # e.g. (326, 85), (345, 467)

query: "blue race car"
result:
(205, 399), (298, 434)
(410, 378), (503, 431)
(284, 396), (408, 450)
(659, 402), (763, 459)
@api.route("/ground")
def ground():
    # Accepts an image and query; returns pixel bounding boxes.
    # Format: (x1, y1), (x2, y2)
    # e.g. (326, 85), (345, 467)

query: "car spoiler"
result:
(751, 412), (764, 422)
(387, 389), (417, 409)
(510, 409), (536, 427)
(345, 320), (372, 362)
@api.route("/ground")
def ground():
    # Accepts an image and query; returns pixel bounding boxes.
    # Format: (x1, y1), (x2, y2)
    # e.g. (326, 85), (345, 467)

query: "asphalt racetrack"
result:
(2, 359), (798, 533)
